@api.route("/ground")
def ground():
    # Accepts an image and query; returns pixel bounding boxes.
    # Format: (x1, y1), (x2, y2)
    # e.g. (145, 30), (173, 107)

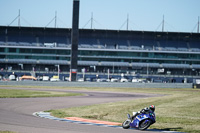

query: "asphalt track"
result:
(0, 86), (163, 133)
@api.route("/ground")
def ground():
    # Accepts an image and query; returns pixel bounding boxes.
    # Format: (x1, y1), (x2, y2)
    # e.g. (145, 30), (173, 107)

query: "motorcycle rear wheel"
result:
(139, 119), (151, 130)
(122, 120), (130, 129)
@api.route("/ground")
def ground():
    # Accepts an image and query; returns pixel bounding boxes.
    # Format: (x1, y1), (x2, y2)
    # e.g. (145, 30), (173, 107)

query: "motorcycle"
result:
(122, 111), (156, 130)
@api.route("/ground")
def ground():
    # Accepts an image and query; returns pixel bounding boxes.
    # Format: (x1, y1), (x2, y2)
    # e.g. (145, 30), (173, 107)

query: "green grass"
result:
(0, 131), (15, 133)
(0, 89), (83, 98)
(48, 87), (200, 133)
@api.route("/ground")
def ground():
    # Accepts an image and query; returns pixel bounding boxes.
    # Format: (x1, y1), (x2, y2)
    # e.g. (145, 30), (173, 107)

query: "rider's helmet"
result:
(149, 105), (155, 112)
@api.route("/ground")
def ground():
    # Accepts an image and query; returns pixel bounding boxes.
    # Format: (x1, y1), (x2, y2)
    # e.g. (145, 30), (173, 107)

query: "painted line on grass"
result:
(33, 111), (184, 133)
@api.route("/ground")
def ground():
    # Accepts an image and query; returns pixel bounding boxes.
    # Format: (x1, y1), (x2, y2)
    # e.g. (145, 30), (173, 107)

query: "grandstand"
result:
(0, 26), (200, 81)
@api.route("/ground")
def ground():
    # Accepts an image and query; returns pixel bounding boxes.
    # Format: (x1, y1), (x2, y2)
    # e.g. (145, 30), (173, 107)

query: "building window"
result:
(9, 48), (16, 53)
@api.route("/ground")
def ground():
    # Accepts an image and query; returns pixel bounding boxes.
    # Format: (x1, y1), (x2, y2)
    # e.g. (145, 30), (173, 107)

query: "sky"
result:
(0, 0), (200, 33)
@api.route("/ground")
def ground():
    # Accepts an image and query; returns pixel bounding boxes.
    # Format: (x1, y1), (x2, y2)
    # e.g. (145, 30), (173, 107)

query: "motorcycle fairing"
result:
(130, 114), (149, 128)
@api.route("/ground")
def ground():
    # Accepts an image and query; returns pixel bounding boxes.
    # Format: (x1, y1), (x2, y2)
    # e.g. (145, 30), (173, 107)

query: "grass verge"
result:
(48, 87), (200, 133)
(0, 131), (15, 133)
(0, 89), (83, 98)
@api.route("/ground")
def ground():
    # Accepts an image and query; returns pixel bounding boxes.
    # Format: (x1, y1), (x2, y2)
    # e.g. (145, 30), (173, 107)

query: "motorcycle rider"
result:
(132, 105), (155, 120)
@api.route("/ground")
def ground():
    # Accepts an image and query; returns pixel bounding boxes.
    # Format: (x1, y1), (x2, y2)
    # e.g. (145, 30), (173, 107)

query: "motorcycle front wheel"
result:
(122, 120), (131, 129)
(139, 119), (151, 130)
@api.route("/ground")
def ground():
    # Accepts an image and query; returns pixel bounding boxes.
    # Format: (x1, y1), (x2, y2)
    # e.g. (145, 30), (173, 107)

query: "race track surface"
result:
(0, 86), (161, 133)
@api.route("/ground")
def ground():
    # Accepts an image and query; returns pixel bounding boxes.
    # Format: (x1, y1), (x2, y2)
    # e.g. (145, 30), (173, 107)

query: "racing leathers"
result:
(132, 107), (152, 120)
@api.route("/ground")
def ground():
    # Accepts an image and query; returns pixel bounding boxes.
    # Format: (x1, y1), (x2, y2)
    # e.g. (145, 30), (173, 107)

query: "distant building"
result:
(0, 26), (200, 76)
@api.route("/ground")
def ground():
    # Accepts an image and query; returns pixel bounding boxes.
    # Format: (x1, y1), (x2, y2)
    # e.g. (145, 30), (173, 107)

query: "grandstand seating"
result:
(165, 47), (177, 51)
(190, 48), (200, 52)
(1, 39), (199, 53)
(0, 41), (4, 45)
(0, 26), (199, 53)
(132, 62), (160, 68)
(119, 45), (129, 49)
(192, 64), (200, 69)
(93, 44), (106, 49)
(129, 46), (142, 50)
(79, 44), (93, 48)
(100, 61), (129, 67)
(177, 47), (188, 51)
(78, 61), (99, 66)
(162, 63), (190, 68)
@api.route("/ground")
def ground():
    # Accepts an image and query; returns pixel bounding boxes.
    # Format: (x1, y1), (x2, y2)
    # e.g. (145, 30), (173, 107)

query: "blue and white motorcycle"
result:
(122, 111), (156, 130)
